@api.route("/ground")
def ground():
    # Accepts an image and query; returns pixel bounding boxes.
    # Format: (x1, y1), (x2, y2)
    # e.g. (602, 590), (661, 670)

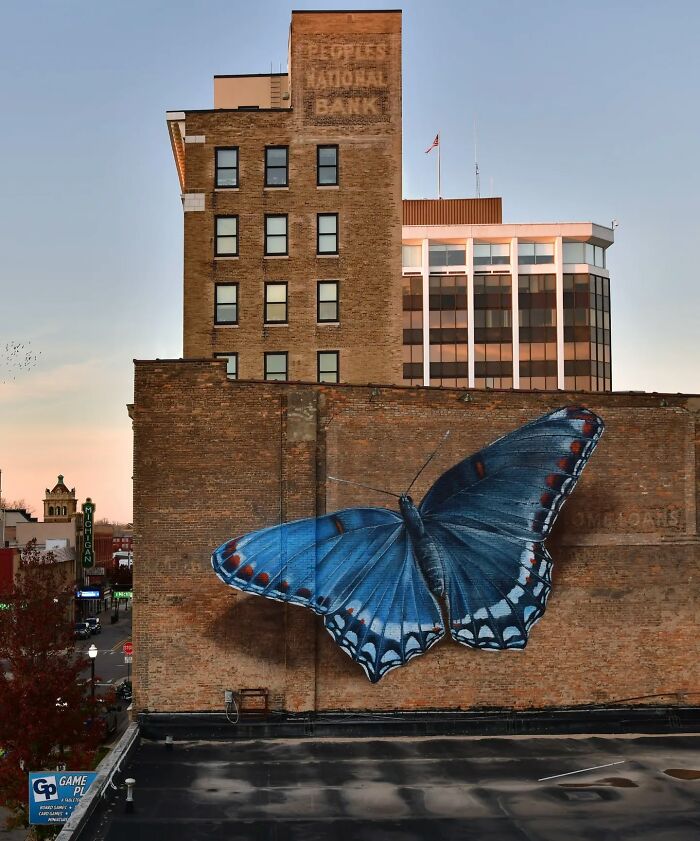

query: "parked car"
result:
(74, 622), (91, 640)
(85, 617), (101, 635)
(84, 704), (118, 738)
(117, 681), (132, 704)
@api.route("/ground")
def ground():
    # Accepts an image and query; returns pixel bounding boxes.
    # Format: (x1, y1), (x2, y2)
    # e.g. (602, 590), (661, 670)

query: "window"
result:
(265, 214), (288, 255)
(402, 244), (422, 268)
(215, 148), (238, 187)
(264, 352), (287, 381)
(563, 241), (606, 268)
(49, 506), (54, 516)
(317, 213), (338, 254)
(518, 242), (554, 265)
(429, 242), (466, 267)
(317, 145), (338, 185)
(473, 242), (509, 266)
(215, 216), (238, 257)
(215, 353), (238, 380)
(264, 282), (288, 324)
(318, 351), (339, 383)
(317, 281), (339, 322)
(402, 275), (424, 385)
(214, 283), (238, 324)
(473, 274), (512, 389)
(428, 274), (469, 387)
(518, 274), (557, 390)
(265, 146), (288, 186)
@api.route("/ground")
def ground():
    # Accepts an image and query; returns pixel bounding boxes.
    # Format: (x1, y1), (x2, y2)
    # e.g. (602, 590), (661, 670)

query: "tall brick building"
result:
(167, 10), (403, 385)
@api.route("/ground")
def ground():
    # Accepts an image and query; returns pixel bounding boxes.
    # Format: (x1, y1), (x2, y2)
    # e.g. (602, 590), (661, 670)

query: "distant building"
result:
(43, 474), (78, 522)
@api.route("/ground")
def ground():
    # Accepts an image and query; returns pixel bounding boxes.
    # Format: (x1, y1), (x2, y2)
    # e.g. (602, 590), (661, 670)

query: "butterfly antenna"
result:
(327, 476), (401, 499)
(405, 430), (451, 494)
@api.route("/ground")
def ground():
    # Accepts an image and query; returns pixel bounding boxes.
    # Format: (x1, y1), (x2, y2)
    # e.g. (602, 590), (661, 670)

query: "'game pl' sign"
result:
(81, 498), (95, 568)
(29, 771), (98, 824)
(303, 38), (393, 125)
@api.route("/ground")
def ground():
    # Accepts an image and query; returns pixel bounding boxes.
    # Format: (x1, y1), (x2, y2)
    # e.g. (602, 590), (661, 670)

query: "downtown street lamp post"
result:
(88, 643), (97, 703)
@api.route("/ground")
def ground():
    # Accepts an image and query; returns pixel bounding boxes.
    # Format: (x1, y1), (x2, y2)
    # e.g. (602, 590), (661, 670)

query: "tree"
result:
(0, 497), (35, 515)
(0, 542), (102, 833)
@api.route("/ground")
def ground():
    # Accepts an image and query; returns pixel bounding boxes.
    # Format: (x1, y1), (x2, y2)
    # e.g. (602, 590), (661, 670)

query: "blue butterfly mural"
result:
(212, 406), (604, 683)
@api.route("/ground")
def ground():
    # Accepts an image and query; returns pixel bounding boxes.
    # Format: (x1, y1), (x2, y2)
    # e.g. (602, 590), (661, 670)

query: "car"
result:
(85, 617), (101, 635)
(74, 622), (91, 640)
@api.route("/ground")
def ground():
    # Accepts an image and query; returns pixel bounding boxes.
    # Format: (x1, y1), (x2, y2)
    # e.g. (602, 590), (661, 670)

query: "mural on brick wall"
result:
(212, 406), (604, 682)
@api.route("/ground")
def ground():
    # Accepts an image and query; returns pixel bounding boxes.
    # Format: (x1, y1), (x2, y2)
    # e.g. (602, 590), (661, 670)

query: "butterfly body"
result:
(212, 406), (604, 683)
(399, 494), (446, 597)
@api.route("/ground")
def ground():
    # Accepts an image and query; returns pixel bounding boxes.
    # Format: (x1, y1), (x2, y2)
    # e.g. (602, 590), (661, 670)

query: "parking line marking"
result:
(538, 760), (626, 782)
(111, 638), (129, 653)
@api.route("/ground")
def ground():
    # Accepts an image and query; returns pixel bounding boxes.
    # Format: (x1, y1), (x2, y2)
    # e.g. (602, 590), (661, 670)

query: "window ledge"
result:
(214, 256), (239, 261)
(214, 187), (240, 192)
(264, 255), (289, 259)
(317, 254), (339, 259)
(264, 186), (289, 191)
(214, 323), (239, 328)
(263, 323), (289, 328)
(317, 322), (340, 327)
(317, 185), (339, 190)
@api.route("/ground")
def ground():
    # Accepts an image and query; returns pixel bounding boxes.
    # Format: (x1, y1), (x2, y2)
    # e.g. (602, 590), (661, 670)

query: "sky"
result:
(1, 0), (699, 523)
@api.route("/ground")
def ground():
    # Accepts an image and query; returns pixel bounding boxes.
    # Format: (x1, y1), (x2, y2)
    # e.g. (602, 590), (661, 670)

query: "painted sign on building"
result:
(28, 771), (97, 824)
(81, 499), (95, 568)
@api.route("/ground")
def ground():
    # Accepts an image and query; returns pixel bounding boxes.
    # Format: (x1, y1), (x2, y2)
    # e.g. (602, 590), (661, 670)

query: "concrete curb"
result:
(54, 722), (138, 841)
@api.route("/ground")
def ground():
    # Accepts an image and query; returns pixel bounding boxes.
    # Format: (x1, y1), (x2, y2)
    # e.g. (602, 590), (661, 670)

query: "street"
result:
(75, 601), (133, 691)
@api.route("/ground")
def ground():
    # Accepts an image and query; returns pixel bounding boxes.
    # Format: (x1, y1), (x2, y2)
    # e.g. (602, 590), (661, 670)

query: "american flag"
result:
(425, 134), (439, 153)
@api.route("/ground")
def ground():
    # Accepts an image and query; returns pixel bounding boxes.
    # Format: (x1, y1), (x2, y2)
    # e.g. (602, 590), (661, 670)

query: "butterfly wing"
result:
(212, 507), (444, 683)
(419, 406), (603, 648)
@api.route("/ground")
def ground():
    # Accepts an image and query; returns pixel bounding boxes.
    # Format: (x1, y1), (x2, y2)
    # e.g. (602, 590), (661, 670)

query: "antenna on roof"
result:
(474, 118), (481, 199)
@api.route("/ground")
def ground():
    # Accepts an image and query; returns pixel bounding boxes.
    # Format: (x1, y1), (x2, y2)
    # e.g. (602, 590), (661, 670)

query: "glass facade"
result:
(518, 274), (557, 390)
(474, 274), (512, 388)
(402, 275), (423, 385)
(563, 273), (611, 391)
(401, 235), (612, 393)
(429, 274), (468, 386)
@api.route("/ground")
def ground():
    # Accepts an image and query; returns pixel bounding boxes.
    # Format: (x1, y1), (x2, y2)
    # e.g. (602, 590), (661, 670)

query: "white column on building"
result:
(555, 235), (565, 389)
(421, 238), (430, 386)
(511, 237), (520, 389)
(466, 238), (475, 388)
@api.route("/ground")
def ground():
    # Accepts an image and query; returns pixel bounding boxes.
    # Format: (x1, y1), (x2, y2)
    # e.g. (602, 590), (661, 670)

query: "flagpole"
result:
(437, 133), (441, 199)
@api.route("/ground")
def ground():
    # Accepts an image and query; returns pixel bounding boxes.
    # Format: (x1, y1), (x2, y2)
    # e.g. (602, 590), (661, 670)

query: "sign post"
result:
(28, 772), (97, 825)
(123, 642), (133, 682)
(81, 499), (95, 569)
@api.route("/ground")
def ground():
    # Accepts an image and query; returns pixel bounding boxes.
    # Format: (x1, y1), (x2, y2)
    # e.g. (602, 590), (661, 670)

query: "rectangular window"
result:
(214, 283), (238, 325)
(317, 281), (339, 322)
(214, 353), (238, 380)
(428, 242), (466, 267)
(265, 146), (288, 187)
(317, 213), (338, 255)
(265, 214), (288, 256)
(318, 351), (339, 383)
(518, 242), (554, 265)
(215, 216), (238, 256)
(264, 352), (287, 381)
(402, 244), (422, 267)
(563, 241), (585, 263)
(215, 148), (238, 187)
(264, 282), (288, 324)
(473, 242), (510, 266)
(317, 145), (338, 186)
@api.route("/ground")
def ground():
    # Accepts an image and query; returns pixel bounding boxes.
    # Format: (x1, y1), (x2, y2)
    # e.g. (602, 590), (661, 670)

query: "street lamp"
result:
(88, 644), (97, 703)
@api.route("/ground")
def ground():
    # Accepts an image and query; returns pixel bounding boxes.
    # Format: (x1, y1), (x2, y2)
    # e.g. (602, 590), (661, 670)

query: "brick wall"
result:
(133, 360), (700, 713)
(181, 10), (403, 386)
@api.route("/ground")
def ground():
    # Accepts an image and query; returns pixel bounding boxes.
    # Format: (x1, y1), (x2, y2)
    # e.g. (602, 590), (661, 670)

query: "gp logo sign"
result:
(29, 771), (97, 825)
(32, 776), (58, 802)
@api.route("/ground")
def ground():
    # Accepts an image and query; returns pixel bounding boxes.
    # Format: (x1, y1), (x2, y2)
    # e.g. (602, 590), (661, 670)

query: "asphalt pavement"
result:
(76, 601), (133, 690)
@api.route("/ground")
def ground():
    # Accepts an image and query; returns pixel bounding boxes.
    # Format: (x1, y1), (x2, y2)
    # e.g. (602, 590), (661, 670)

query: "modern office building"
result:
(165, 9), (613, 392)
(402, 201), (613, 391)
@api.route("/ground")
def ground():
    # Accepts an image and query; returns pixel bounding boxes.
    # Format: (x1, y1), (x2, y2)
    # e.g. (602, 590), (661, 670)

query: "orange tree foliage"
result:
(0, 542), (102, 830)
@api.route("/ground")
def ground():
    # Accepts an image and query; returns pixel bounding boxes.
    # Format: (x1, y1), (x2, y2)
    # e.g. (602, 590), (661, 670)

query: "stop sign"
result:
(123, 642), (133, 656)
